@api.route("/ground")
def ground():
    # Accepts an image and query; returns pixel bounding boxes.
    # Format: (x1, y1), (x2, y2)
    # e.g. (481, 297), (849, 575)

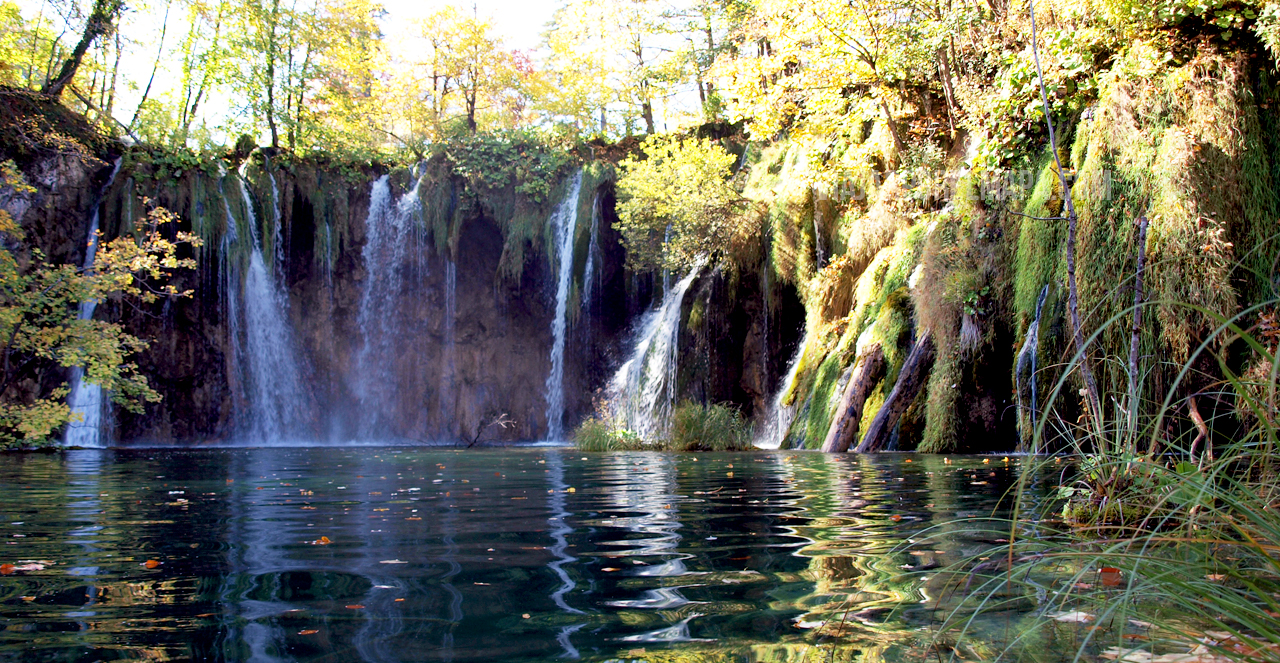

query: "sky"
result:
(14, 0), (565, 132)
(380, 0), (562, 52)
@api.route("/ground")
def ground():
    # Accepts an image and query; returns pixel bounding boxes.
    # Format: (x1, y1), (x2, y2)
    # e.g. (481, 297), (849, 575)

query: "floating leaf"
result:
(143, 560), (162, 569)
(1050, 611), (1095, 623)
(298, 629), (318, 635)
(346, 604), (364, 610)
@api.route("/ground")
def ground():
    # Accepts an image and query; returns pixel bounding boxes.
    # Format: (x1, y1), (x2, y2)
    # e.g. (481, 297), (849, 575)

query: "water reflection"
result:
(0, 450), (1053, 662)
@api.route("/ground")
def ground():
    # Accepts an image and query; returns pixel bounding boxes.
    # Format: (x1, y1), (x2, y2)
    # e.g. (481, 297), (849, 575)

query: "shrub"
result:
(669, 402), (753, 451)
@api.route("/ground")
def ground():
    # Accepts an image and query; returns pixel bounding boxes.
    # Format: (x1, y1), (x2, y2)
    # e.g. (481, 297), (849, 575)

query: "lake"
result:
(0, 449), (1048, 662)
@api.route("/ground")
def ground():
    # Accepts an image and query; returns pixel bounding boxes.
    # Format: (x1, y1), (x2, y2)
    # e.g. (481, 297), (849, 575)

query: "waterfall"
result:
(582, 193), (602, 318)
(1016, 285), (1050, 451)
(63, 159), (122, 448)
(606, 265), (701, 441)
(756, 325), (812, 450)
(226, 164), (310, 443)
(440, 258), (457, 431)
(353, 175), (422, 435)
(544, 170), (584, 440)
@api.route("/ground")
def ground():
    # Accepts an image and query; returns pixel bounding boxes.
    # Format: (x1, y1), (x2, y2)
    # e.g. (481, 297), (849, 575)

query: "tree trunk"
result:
(856, 332), (935, 453)
(821, 344), (886, 453)
(43, 0), (124, 98)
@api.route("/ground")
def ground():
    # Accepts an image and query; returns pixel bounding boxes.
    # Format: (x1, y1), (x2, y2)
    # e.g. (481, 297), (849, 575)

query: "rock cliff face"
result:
(4, 105), (803, 447)
(89, 159), (640, 444)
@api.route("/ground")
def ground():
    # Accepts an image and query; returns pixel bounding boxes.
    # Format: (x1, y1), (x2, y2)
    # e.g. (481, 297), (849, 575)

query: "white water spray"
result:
(756, 325), (812, 450)
(606, 266), (702, 441)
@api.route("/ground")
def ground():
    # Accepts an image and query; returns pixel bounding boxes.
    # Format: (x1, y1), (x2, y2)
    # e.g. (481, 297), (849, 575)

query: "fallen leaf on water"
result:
(143, 560), (162, 569)
(602, 567), (620, 572)
(394, 598), (405, 602)
(312, 536), (331, 545)
(346, 605), (364, 610)
(1050, 611), (1095, 623)
(20, 596), (34, 602)
(0, 564), (15, 575)
(890, 515), (903, 522)
(522, 613), (531, 619)
(298, 629), (319, 635)
(1100, 567), (1123, 586)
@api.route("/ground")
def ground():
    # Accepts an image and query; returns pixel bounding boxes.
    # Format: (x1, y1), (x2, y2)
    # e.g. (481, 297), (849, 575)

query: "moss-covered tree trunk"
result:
(856, 331), (935, 452)
(821, 344), (885, 452)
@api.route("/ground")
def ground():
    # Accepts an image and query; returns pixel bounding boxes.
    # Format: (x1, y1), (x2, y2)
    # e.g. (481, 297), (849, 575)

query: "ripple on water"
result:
(0, 449), (1051, 662)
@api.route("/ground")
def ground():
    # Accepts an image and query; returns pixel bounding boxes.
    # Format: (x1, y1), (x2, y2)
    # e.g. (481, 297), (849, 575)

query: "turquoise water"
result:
(0, 449), (1046, 661)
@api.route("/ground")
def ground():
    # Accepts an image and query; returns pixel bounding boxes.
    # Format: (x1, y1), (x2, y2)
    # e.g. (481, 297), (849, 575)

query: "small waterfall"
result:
(64, 159), (122, 448)
(756, 325), (812, 450)
(606, 265), (701, 441)
(353, 175), (422, 435)
(228, 164), (310, 443)
(544, 170), (584, 440)
(440, 258), (457, 431)
(266, 162), (285, 279)
(582, 193), (602, 318)
(1016, 285), (1050, 450)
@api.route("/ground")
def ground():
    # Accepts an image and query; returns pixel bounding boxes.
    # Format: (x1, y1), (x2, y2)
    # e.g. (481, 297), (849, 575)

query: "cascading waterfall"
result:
(353, 175), (422, 435)
(1016, 284), (1050, 450)
(63, 158), (122, 448)
(582, 193), (602, 319)
(756, 325), (812, 450)
(225, 164), (310, 442)
(543, 170), (584, 440)
(606, 266), (702, 441)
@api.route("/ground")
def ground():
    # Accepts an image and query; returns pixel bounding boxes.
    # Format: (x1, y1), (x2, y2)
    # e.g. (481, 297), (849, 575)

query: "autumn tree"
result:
(615, 134), (750, 270)
(0, 161), (202, 447)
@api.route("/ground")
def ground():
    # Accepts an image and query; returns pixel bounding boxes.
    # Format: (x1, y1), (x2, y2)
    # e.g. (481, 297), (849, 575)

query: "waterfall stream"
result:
(63, 158), (123, 448)
(544, 170), (584, 440)
(226, 165), (310, 443)
(354, 175), (422, 436)
(756, 325), (812, 450)
(606, 266), (701, 441)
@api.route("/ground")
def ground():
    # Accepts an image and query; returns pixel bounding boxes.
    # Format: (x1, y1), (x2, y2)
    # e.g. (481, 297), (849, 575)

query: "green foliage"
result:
(669, 402), (754, 451)
(0, 163), (202, 447)
(616, 133), (752, 271)
(574, 402), (753, 451)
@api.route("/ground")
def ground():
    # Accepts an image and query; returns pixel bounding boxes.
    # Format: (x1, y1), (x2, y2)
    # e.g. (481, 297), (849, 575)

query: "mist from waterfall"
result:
(543, 171), (584, 441)
(605, 266), (701, 441)
(64, 158), (122, 448)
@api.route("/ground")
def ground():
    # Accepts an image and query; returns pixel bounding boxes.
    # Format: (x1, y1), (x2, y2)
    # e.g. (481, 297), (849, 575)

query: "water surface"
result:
(0, 449), (1046, 661)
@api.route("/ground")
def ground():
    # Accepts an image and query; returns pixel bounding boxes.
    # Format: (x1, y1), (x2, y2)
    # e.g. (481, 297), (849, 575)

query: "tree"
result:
(42, 0), (125, 98)
(615, 134), (751, 270)
(0, 161), (202, 447)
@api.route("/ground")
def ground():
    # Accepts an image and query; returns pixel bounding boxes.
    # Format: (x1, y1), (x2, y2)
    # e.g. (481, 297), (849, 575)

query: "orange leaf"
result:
(298, 629), (319, 635)
(0, 564), (14, 575)
(346, 604), (364, 610)
(313, 536), (331, 545)
(1100, 567), (1122, 587)
(890, 515), (903, 522)
(144, 560), (162, 569)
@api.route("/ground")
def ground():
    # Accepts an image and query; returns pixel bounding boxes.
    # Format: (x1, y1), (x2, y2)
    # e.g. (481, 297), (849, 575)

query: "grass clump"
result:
(573, 402), (753, 451)
(670, 402), (754, 451)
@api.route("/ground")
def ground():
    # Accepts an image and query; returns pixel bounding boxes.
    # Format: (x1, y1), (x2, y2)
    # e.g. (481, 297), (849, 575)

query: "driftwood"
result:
(821, 344), (886, 453)
(856, 331), (936, 453)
